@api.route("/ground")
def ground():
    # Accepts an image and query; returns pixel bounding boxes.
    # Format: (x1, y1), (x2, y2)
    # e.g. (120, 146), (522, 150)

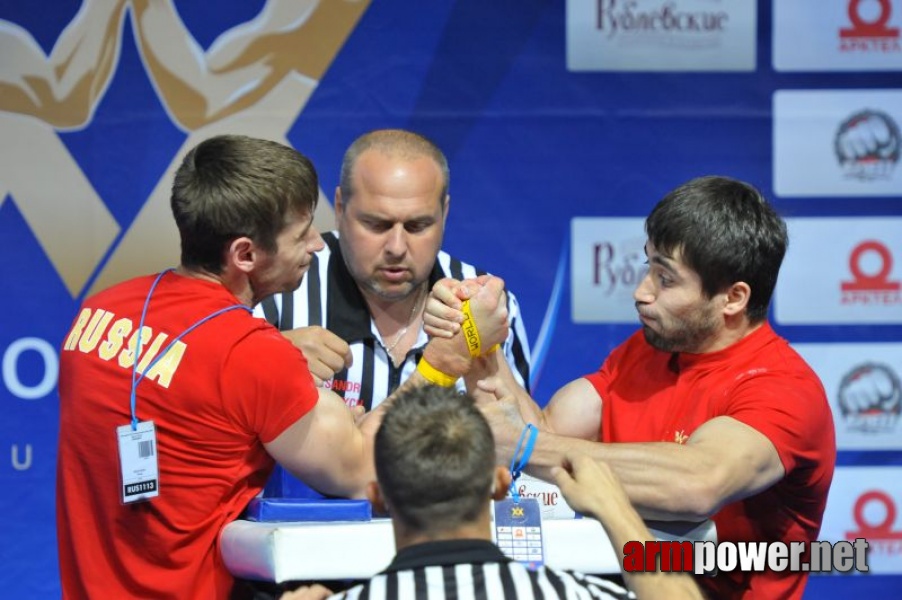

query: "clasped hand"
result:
(423, 274), (509, 349)
(418, 275), (510, 378)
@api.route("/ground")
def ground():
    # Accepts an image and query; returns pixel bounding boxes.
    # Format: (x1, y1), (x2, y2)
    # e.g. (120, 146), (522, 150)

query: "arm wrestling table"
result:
(220, 516), (717, 583)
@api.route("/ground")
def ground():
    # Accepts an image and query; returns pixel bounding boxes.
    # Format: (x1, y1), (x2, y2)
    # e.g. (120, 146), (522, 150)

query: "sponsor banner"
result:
(566, 0), (756, 71)
(773, 0), (902, 71)
(570, 217), (647, 323)
(820, 467), (902, 574)
(773, 89), (902, 197)
(513, 474), (576, 520)
(775, 218), (902, 324)
(792, 343), (902, 450)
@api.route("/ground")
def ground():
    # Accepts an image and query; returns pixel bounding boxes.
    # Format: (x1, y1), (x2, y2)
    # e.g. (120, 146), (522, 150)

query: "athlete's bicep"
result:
(688, 416), (786, 507)
(543, 378), (602, 441)
(264, 388), (370, 499)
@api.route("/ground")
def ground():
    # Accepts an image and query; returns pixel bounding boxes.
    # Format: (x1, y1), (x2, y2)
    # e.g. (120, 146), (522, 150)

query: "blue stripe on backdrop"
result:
(1, 0), (899, 597)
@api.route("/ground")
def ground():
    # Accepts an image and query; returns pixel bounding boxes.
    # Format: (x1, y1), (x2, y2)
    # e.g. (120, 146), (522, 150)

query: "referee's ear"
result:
(491, 466), (511, 501)
(367, 481), (389, 514)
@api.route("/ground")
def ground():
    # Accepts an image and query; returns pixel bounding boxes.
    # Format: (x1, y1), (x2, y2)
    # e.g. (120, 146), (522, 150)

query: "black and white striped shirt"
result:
(328, 539), (634, 600)
(255, 232), (531, 411)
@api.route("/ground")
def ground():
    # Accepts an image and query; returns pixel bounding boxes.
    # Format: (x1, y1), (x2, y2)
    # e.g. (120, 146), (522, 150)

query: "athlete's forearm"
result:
(527, 434), (721, 521)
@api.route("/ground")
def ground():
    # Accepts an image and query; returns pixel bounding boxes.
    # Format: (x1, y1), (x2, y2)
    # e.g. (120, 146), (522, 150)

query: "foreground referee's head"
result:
(370, 385), (509, 541)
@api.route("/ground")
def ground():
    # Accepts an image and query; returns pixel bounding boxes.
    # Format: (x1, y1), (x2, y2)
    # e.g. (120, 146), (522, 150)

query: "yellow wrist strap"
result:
(417, 357), (458, 387)
(461, 299), (500, 357)
(461, 300), (482, 357)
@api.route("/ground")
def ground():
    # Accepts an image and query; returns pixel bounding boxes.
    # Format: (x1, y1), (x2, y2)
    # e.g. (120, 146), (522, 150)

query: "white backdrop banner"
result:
(567, 0), (756, 71)
(570, 217), (647, 323)
(775, 218), (902, 325)
(793, 343), (902, 450)
(773, 0), (902, 71)
(773, 89), (902, 197)
(820, 467), (902, 574)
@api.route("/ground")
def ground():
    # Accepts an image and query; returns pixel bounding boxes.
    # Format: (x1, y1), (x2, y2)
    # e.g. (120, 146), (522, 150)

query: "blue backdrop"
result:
(1, 0), (900, 596)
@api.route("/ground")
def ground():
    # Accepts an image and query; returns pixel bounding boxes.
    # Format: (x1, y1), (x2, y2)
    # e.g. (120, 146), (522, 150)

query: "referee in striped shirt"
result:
(282, 385), (702, 600)
(255, 129), (531, 412)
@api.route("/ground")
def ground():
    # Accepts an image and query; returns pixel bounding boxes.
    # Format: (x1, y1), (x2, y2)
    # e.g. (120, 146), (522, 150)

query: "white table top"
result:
(221, 517), (716, 582)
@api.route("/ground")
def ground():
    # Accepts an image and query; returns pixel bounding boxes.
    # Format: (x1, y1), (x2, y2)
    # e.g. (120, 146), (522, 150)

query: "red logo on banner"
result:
(846, 490), (902, 555)
(841, 241), (902, 305)
(839, 0), (901, 53)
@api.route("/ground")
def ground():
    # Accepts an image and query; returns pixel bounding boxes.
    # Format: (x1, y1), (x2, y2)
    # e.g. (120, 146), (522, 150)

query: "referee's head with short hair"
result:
(369, 385), (510, 541)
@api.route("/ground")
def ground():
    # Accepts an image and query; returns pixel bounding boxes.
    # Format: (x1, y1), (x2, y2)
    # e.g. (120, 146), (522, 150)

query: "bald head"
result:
(339, 129), (449, 205)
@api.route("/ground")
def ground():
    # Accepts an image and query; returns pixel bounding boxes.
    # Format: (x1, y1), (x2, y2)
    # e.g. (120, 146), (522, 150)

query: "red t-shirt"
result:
(57, 273), (318, 599)
(585, 324), (835, 599)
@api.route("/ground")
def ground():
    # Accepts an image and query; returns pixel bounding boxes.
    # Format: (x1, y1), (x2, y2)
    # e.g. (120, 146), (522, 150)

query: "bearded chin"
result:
(642, 326), (680, 353)
(642, 317), (719, 354)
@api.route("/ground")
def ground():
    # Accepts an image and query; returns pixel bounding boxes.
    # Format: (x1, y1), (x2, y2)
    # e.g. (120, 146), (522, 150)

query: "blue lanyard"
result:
(508, 423), (538, 503)
(128, 269), (251, 430)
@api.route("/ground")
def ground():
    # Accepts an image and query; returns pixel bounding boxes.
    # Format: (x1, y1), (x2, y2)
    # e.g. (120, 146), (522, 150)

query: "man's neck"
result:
(174, 265), (253, 307)
(360, 283), (428, 360)
(360, 283), (427, 326)
(393, 520), (493, 552)
(693, 315), (763, 354)
(363, 283), (428, 366)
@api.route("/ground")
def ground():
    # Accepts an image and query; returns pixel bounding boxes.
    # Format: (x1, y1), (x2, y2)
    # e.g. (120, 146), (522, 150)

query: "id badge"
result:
(116, 420), (160, 504)
(492, 497), (544, 569)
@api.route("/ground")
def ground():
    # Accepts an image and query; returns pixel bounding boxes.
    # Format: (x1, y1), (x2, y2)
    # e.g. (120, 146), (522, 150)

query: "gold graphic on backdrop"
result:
(0, 0), (369, 298)
(0, 0), (127, 297)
